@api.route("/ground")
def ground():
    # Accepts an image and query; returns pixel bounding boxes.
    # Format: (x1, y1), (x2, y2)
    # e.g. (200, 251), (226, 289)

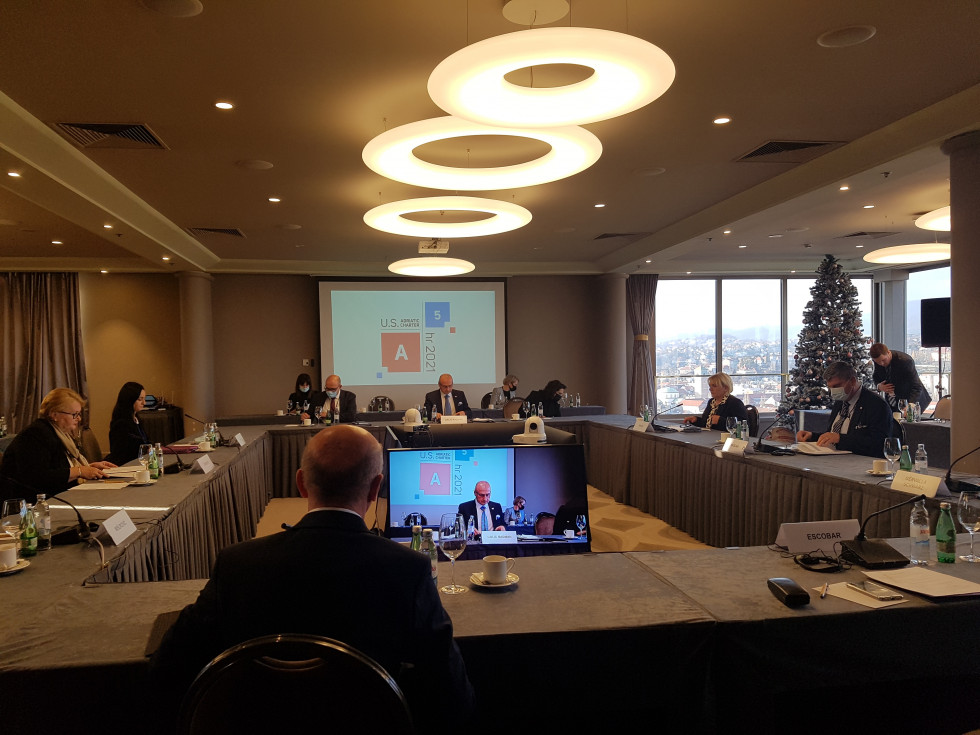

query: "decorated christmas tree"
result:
(780, 254), (872, 415)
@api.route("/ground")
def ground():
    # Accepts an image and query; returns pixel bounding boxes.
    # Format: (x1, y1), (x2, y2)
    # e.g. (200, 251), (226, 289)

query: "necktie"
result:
(444, 394), (452, 416)
(831, 402), (850, 434)
(481, 505), (489, 531)
(331, 398), (337, 416)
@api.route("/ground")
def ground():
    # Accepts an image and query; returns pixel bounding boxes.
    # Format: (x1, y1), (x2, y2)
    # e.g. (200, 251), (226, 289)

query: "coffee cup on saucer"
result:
(302, 418), (312, 426)
(872, 459), (886, 474)
(511, 414), (520, 420)
(0, 542), (18, 570)
(482, 554), (515, 584)
(134, 469), (151, 483)
(276, 409), (285, 416)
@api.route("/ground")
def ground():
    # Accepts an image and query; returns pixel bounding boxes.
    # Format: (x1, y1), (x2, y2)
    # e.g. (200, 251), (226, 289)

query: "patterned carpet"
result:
(256, 487), (711, 552)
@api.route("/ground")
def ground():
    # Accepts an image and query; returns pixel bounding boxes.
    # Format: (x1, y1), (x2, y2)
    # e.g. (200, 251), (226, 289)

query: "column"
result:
(942, 130), (980, 474)
(178, 271), (215, 437)
(593, 273), (628, 414)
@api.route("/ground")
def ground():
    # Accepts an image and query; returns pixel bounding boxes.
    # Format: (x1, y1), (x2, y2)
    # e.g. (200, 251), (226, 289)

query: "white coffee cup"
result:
(134, 469), (151, 483)
(482, 554), (515, 584)
(302, 418), (312, 426)
(0, 542), (18, 570)
(276, 409), (285, 416)
(719, 432), (731, 441)
(511, 414), (520, 420)
(872, 459), (887, 473)
(564, 529), (576, 539)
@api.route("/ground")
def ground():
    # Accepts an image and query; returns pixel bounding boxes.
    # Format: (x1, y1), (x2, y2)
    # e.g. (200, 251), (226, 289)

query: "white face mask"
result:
(299, 386), (310, 393)
(829, 386), (848, 402)
(325, 390), (338, 398)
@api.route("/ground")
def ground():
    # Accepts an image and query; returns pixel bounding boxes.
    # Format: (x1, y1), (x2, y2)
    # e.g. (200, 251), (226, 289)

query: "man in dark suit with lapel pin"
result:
(424, 373), (472, 420)
(315, 373), (357, 423)
(457, 481), (505, 537)
(150, 425), (474, 725)
(796, 361), (893, 458)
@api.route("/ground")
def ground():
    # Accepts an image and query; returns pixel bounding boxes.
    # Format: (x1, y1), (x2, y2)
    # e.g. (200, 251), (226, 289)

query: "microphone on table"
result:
(754, 415), (788, 453)
(944, 445), (980, 495)
(839, 493), (926, 569)
(185, 412), (228, 447)
(162, 446), (188, 474)
(651, 403), (683, 432)
(50, 493), (100, 545)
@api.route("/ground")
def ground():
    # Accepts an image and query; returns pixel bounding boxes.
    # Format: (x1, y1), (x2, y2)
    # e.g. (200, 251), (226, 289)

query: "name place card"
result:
(891, 470), (941, 498)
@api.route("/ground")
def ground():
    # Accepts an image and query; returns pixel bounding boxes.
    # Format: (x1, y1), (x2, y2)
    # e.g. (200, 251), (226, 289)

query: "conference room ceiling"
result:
(0, 1), (977, 278)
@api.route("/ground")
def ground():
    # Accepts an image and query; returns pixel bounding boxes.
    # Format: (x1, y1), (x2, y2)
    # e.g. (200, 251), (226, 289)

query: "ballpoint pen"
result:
(820, 582), (829, 599)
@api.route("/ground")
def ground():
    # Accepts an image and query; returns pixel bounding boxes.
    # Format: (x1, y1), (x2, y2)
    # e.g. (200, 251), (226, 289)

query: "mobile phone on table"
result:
(846, 579), (903, 601)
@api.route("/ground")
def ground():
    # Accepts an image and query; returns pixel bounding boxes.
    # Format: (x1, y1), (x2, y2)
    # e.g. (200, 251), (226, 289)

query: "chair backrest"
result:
(932, 395), (951, 421)
(178, 634), (413, 734)
(480, 392), (492, 409)
(534, 512), (556, 536)
(891, 418), (906, 445)
(79, 426), (104, 462)
(369, 396), (394, 411)
(745, 405), (759, 437)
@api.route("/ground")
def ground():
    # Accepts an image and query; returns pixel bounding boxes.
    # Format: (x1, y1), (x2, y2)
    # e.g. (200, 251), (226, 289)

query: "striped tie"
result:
(831, 402), (850, 434)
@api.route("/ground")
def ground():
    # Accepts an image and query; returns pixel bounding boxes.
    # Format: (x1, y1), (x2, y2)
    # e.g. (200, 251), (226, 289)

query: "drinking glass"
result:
(138, 443), (153, 469)
(725, 417), (739, 434)
(438, 513), (467, 594)
(575, 514), (587, 537)
(314, 405), (322, 423)
(1, 499), (26, 542)
(897, 399), (909, 419)
(883, 438), (901, 474)
(522, 401), (530, 418)
(958, 491), (980, 562)
(287, 399), (294, 414)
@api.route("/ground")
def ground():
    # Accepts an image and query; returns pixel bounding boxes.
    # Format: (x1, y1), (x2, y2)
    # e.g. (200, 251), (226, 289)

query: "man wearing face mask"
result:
(316, 374), (357, 424)
(796, 361), (893, 457)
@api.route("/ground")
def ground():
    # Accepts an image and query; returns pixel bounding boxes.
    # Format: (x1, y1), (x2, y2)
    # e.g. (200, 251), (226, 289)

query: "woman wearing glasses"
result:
(0, 388), (116, 503)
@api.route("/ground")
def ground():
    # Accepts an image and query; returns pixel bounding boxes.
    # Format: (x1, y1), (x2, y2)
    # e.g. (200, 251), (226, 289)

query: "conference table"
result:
(3, 417), (980, 734)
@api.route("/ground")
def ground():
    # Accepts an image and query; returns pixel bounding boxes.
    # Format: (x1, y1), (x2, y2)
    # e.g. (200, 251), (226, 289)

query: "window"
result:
(906, 266), (951, 405)
(654, 280), (715, 415)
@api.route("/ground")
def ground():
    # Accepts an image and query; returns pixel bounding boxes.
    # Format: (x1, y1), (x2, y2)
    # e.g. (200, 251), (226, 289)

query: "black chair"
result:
(368, 396), (395, 411)
(891, 418), (906, 445)
(403, 512), (428, 526)
(932, 394), (951, 421)
(745, 405), (759, 437)
(480, 391), (493, 409)
(178, 634), (413, 734)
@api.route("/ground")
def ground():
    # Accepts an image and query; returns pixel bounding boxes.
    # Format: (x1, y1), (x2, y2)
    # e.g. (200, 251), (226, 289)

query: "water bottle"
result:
(466, 515), (476, 541)
(909, 499), (930, 565)
(899, 445), (913, 472)
(914, 443), (928, 473)
(740, 420), (750, 442)
(420, 528), (438, 581)
(410, 525), (422, 551)
(149, 445), (160, 480)
(537, 401), (544, 417)
(936, 501), (956, 563)
(20, 505), (38, 557)
(35, 494), (51, 551)
(575, 393), (581, 407)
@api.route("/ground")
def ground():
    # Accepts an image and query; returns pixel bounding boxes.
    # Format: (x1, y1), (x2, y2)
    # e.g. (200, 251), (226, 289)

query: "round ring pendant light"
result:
(389, 257), (475, 276)
(914, 206), (951, 231)
(862, 243), (950, 264)
(362, 116), (601, 190)
(365, 196), (531, 238)
(428, 27), (675, 128)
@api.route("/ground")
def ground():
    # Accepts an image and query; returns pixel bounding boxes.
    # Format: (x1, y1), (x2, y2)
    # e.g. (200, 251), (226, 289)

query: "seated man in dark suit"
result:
(457, 481), (505, 536)
(150, 425), (474, 725)
(796, 361), (893, 458)
(424, 373), (472, 420)
(316, 373), (357, 423)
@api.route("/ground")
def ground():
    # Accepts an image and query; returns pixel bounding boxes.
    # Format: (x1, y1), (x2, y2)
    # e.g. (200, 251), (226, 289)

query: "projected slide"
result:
(331, 290), (496, 385)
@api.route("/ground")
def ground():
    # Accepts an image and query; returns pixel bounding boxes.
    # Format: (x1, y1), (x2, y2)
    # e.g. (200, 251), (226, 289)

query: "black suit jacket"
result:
(424, 389), (472, 420)
(813, 387), (893, 458)
(693, 394), (748, 429)
(150, 510), (473, 725)
(106, 416), (149, 465)
(0, 419), (75, 503)
(313, 389), (358, 423)
(872, 350), (930, 411)
(457, 499), (505, 530)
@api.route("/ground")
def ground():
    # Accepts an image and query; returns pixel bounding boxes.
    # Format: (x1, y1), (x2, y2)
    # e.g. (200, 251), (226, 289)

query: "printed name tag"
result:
(101, 509), (137, 546)
(440, 415), (467, 424)
(233, 433), (246, 447)
(891, 470), (941, 498)
(775, 519), (860, 553)
(193, 454), (215, 474)
(631, 419), (650, 432)
(722, 437), (749, 456)
(481, 530), (517, 544)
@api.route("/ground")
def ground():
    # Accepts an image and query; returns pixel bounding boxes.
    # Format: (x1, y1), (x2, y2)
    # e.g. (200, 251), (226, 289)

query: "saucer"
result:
(0, 559), (30, 576)
(129, 479), (158, 486)
(866, 469), (893, 477)
(470, 571), (519, 588)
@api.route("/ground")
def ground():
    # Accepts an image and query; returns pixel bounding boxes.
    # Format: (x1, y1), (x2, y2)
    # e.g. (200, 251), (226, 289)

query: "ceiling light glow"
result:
(364, 196), (531, 238)
(915, 206), (950, 232)
(268, 197), (281, 202)
(863, 204), (874, 209)
(103, 224), (113, 229)
(839, 185), (849, 191)
(7, 171), (21, 178)
(51, 240), (62, 245)
(863, 243), (950, 264)
(713, 116), (731, 125)
(389, 257), (475, 277)
(215, 101), (234, 110)
(362, 116), (601, 190)
(428, 27), (675, 128)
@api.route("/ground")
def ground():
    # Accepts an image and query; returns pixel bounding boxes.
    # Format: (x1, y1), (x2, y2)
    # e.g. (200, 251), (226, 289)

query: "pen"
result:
(820, 582), (829, 599)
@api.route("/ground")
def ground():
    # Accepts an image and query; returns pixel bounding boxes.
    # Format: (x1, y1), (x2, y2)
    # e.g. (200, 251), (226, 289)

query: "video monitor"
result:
(385, 443), (590, 553)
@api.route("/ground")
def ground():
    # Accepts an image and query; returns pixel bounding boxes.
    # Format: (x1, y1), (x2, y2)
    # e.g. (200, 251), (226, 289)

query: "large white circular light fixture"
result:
(428, 27), (675, 128)
(914, 206), (951, 231)
(365, 196), (531, 238)
(389, 257), (475, 276)
(362, 116), (601, 190)
(863, 243), (950, 264)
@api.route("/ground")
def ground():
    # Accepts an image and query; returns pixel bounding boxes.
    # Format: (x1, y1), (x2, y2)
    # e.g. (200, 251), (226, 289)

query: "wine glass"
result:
(575, 514), (587, 537)
(287, 399), (294, 414)
(725, 416), (739, 435)
(897, 399), (909, 420)
(883, 438), (901, 474)
(438, 513), (467, 595)
(522, 401), (530, 418)
(314, 405), (322, 423)
(138, 443), (153, 470)
(957, 491), (980, 562)
(1, 499), (25, 542)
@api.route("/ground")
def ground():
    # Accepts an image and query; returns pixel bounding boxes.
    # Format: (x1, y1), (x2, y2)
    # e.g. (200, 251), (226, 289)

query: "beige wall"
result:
(79, 272), (182, 454)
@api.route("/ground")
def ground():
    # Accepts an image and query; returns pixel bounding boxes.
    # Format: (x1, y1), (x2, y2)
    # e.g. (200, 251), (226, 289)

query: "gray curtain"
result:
(0, 273), (88, 432)
(626, 274), (658, 417)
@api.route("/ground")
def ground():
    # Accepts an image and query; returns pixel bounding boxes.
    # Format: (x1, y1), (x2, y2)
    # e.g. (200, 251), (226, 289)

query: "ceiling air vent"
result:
(837, 231), (897, 240)
(187, 227), (246, 239)
(52, 122), (167, 149)
(737, 140), (843, 163)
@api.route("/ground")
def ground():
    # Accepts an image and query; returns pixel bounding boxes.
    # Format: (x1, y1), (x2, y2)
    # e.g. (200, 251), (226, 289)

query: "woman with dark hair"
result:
(525, 379), (567, 418)
(287, 373), (315, 415)
(106, 382), (150, 465)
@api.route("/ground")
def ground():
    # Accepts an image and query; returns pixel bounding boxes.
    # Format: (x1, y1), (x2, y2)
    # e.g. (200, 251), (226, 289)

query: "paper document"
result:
(103, 467), (141, 477)
(793, 442), (851, 455)
(865, 567), (980, 598)
(818, 582), (908, 609)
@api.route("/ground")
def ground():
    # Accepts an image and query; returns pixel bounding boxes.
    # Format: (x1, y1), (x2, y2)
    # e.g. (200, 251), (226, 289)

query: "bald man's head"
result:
(298, 425), (382, 511)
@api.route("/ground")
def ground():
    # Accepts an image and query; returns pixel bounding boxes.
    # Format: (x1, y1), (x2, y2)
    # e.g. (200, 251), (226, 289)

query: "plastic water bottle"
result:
(936, 502), (956, 563)
(914, 443), (928, 473)
(537, 401), (544, 417)
(34, 494), (51, 551)
(420, 528), (438, 581)
(909, 499), (930, 565)
(466, 515), (476, 541)
(575, 393), (581, 407)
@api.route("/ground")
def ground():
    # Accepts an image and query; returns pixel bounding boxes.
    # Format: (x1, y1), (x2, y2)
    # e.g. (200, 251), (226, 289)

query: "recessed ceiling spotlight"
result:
(839, 185), (850, 191)
(863, 204), (875, 209)
(768, 234), (783, 238)
(7, 171), (22, 177)
(100, 269), (108, 274)
(790, 270), (797, 273)
(855, 244), (864, 248)
(215, 101), (234, 110)
(268, 197), (281, 203)
(723, 229), (732, 235)
(103, 224), (113, 229)
(738, 244), (747, 249)
(162, 256), (171, 261)
(594, 203), (606, 208)
(686, 271), (692, 275)
(817, 25), (877, 48)
(645, 259), (651, 263)
(713, 116), (732, 125)
(51, 240), (62, 245)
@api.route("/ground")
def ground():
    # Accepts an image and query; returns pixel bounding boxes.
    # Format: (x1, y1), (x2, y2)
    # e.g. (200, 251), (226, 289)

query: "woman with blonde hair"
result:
(0, 388), (116, 503)
(683, 372), (749, 429)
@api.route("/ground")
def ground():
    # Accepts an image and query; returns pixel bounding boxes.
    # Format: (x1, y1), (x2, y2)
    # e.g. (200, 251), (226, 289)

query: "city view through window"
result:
(905, 266), (952, 404)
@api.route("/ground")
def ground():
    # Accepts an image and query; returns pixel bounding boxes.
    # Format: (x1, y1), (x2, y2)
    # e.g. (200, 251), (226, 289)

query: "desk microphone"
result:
(754, 415), (785, 453)
(50, 493), (100, 544)
(185, 412), (228, 447)
(944, 445), (980, 495)
(651, 403), (683, 432)
(839, 493), (926, 568)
